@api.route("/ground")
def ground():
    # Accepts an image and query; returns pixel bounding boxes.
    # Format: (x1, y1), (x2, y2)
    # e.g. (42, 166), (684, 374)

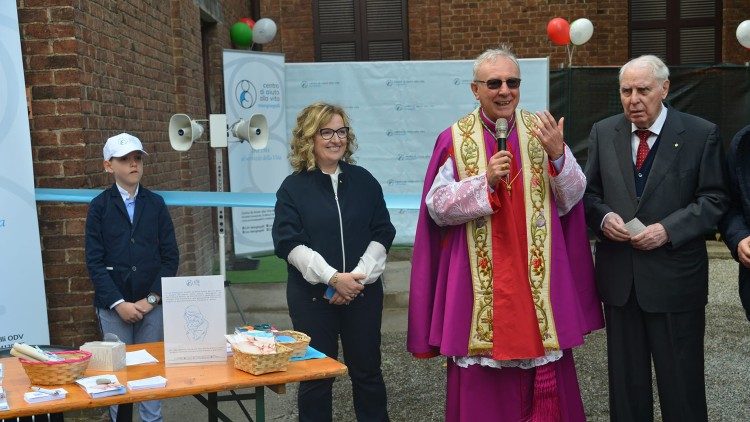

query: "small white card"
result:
(625, 218), (647, 236)
(126, 349), (159, 366)
(127, 375), (167, 391)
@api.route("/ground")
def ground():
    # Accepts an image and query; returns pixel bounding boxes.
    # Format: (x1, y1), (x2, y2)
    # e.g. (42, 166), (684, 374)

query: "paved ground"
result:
(64, 242), (750, 421)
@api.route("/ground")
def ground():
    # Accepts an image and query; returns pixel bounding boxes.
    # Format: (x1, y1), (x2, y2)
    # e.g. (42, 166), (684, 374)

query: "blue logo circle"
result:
(235, 80), (257, 109)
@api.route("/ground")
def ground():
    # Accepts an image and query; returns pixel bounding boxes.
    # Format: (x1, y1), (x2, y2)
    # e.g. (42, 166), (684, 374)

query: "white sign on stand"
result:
(223, 50), (288, 256)
(162, 275), (227, 366)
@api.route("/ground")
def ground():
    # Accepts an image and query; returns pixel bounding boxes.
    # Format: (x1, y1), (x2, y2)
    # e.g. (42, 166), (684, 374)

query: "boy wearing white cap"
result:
(85, 133), (178, 422)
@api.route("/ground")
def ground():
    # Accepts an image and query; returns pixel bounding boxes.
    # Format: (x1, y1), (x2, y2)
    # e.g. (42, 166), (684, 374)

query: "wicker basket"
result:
(275, 330), (311, 358)
(232, 343), (293, 375)
(19, 350), (92, 386)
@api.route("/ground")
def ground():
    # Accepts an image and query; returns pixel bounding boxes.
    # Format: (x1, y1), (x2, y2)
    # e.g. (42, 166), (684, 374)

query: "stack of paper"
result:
(24, 388), (68, 403)
(75, 374), (126, 398)
(0, 386), (8, 411)
(127, 376), (167, 391)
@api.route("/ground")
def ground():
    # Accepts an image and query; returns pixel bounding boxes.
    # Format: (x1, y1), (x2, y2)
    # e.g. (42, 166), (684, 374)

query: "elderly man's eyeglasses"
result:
(319, 127), (349, 140)
(474, 78), (522, 90)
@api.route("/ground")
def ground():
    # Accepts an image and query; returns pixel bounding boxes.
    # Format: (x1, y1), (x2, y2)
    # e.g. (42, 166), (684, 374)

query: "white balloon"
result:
(737, 20), (750, 49)
(569, 18), (594, 46)
(253, 18), (277, 44)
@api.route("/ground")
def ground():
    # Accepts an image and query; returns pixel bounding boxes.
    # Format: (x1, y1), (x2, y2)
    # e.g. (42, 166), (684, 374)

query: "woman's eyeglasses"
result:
(319, 127), (349, 140)
(474, 78), (522, 90)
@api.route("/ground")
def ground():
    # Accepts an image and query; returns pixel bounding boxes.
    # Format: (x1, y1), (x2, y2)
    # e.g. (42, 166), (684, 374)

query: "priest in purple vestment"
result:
(407, 46), (604, 421)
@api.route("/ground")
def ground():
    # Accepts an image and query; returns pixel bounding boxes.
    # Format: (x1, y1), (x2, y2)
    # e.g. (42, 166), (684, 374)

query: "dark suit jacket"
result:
(718, 124), (750, 320)
(584, 108), (729, 313)
(85, 184), (179, 309)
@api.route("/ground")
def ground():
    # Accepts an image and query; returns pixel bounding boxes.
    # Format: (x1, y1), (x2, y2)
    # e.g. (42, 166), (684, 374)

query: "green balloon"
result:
(230, 22), (253, 48)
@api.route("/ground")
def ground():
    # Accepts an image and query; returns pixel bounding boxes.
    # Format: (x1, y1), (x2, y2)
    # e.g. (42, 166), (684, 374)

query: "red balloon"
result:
(547, 17), (571, 46)
(239, 17), (255, 29)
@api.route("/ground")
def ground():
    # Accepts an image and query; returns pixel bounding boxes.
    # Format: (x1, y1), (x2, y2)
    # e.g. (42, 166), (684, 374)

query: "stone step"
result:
(706, 240), (732, 260)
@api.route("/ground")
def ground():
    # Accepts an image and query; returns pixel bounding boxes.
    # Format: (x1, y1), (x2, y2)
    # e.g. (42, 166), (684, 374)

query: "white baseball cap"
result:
(103, 133), (148, 161)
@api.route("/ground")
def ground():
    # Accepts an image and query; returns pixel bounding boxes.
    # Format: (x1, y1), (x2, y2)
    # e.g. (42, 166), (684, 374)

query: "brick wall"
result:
(274, 1), (747, 66)
(258, 0), (313, 62)
(18, 0), (251, 346)
(723, 2), (750, 65)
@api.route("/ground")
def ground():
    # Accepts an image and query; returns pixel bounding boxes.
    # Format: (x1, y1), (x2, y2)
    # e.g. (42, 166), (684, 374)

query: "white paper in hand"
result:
(625, 218), (647, 236)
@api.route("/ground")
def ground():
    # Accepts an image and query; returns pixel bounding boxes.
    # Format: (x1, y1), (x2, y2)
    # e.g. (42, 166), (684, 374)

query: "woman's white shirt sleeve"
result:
(287, 244), (338, 285)
(351, 241), (388, 285)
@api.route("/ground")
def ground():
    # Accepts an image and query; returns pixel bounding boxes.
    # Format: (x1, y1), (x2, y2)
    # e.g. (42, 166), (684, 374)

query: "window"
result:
(629, 0), (722, 64)
(313, 0), (409, 61)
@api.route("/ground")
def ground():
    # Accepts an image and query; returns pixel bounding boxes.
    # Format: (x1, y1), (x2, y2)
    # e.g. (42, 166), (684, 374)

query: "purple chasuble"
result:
(407, 117), (604, 358)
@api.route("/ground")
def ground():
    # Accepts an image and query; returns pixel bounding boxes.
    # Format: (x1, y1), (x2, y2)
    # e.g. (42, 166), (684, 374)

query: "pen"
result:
(31, 386), (60, 395)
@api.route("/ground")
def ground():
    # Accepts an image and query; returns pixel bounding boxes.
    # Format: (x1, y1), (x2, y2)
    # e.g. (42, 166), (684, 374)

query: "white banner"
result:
(223, 50), (289, 256)
(0, 5), (50, 347)
(285, 59), (549, 244)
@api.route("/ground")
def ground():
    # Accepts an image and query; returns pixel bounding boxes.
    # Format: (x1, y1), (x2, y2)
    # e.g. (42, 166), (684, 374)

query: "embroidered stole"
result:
(451, 108), (559, 358)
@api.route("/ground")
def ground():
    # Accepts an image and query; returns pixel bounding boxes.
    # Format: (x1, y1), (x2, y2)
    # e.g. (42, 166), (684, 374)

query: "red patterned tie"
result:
(635, 129), (651, 170)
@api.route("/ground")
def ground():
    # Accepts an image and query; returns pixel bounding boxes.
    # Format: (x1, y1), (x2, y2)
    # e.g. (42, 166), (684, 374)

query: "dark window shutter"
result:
(680, 27), (715, 64)
(631, 0), (666, 20)
(315, 0), (357, 61)
(629, 0), (721, 65)
(631, 29), (667, 61)
(314, 0), (409, 61)
(679, 0), (715, 19)
(320, 42), (357, 61)
(363, 0), (408, 61)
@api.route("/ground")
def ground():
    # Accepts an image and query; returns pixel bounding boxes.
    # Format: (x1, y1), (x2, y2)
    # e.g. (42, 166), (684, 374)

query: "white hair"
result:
(473, 45), (520, 79)
(619, 55), (670, 84)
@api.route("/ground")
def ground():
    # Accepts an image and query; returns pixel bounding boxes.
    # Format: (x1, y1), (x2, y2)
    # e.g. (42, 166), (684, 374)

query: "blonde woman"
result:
(272, 102), (395, 421)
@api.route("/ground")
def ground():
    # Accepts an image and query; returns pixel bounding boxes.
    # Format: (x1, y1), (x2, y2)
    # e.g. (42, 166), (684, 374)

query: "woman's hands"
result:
(328, 272), (365, 305)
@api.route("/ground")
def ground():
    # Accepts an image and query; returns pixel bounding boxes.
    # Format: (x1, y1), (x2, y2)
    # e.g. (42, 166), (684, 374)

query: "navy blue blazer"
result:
(272, 161), (396, 297)
(85, 184), (179, 309)
(719, 124), (750, 320)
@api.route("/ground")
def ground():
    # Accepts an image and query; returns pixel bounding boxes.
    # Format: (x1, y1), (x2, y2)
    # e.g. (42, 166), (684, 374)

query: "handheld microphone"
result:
(495, 118), (508, 151)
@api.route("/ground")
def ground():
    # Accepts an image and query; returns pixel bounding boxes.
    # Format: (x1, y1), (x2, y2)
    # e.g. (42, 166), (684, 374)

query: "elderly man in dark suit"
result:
(719, 124), (750, 321)
(584, 55), (729, 421)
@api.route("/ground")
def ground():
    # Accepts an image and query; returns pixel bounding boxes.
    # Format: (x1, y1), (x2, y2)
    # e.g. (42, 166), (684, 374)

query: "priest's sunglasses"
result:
(474, 78), (522, 90)
(319, 127), (349, 140)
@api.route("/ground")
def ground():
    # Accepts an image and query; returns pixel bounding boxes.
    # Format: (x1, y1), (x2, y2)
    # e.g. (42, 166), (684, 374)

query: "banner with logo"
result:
(285, 59), (549, 244)
(223, 50), (288, 256)
(0, 5), (50, 346)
